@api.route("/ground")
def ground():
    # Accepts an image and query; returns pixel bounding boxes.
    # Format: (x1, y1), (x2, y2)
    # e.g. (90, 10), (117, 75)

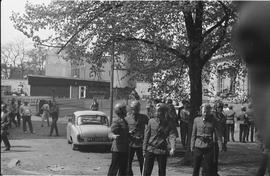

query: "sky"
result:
(1, 0), (51, 47)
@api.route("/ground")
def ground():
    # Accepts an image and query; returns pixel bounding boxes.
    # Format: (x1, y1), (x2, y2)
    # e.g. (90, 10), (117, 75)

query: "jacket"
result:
(20, 105), (32, 116)
(191, 115), (222, 150)
(1, 111), (10, 130)
(109, 117), (129, 152)
(143, 117), (177, 155)
(125, 113), (148, 148)
(225, 110), (235, 124)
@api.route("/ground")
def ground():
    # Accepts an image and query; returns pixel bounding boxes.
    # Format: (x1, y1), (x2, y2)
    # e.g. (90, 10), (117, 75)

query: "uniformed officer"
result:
(143, 103), (177, 176)
(125, 100), (149, 175)
(191, 104), (222, 176)
(235, 1), (270, 174)
(225, 105), (236, 142)
(108, 103), (129, 176)
(1, 103), (11, 151)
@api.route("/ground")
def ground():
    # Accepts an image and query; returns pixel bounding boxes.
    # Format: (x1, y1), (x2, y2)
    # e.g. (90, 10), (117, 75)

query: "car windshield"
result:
(77, 115), (108, 125)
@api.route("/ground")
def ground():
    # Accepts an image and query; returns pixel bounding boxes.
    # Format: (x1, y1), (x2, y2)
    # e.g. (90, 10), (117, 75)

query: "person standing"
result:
(50, 101), (59, 136)
(146, 99), (155, 119)
(225, 105), (236, 142)
(1, 104), (11, 151)
(108, 103), (129, 176)
(238, 107), (249, 143)
(179, 100), (190, 149)
(16, 100), (22, 127)
(125, 100), (148, 175)
(247, 103), (255, 142)
(41, 101), (50, 127)
(143, 103), (177, 176)
(90, 98), (99, 111)
(20, 101), (34, 134)
(191, 104), (222, 176)
(8, 98), (17, 128)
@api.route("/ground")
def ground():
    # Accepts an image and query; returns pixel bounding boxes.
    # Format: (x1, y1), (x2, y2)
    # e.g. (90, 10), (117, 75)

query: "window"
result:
(77, 115), (108, 126)
(79, 86), (86, 99)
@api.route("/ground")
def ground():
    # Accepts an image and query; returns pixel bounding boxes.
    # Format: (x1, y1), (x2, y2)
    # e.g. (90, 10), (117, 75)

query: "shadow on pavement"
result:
(77, 145), (111, 153)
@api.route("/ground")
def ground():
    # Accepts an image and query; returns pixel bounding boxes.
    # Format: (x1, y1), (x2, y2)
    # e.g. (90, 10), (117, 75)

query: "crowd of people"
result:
(107, 98), (260, 176)
(1, 98), (60, 151)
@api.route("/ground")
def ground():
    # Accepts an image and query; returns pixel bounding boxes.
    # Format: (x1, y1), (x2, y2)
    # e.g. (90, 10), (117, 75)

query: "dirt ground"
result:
(1, 116), (264, 176)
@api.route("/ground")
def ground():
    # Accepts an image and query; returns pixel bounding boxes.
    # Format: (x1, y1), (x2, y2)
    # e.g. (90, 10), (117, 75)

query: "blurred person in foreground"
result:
(143, 103), (177, 176)
(235, 1), (270, 175)
(1, 104), (11, 151)
(107, 103), (129, 176)
(125, 100), (148, 175)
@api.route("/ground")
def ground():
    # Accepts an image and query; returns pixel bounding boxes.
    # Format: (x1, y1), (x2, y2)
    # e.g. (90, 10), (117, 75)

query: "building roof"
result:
(28, 75), (110, 87)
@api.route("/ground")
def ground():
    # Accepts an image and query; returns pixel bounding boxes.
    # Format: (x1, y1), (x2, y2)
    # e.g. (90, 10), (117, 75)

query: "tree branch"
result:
(57, 2), (124, 54)
(115, 35), (188, 62)
(203, 16), (227, 38)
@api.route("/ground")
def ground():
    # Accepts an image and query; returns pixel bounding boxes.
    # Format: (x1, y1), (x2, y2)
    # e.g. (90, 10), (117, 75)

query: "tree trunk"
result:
(182, 59), (203, 165)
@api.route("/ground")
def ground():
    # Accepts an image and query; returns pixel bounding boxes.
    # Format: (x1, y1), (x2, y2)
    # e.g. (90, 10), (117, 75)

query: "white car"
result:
(66, 110), (111, 150)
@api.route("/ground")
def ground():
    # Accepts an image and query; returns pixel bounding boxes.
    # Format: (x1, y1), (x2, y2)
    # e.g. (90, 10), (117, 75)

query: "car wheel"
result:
(72, 143), (78, 150)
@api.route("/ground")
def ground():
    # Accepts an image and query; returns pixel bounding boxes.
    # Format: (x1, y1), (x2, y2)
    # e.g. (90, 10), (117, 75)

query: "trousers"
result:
(193, 147), (214, 176)
(9, 112), (17, 128)
(127, 147), (144, 175)
(226, 124), (235, 141)
(50, 117), (59, 136)
(1, 130), (11, 149)
(180, 121), (189, 148)
(143, 152), (167, 176)
(108, 152), (128, 176)
(22, 116), (33, 133)
(247, 121), (256, 142)
(239, 124), (248, 142)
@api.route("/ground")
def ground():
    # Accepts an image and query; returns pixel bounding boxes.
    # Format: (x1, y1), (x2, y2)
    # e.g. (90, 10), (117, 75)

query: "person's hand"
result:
(169, 148), (175, 156)
(111, 134), (120, 139)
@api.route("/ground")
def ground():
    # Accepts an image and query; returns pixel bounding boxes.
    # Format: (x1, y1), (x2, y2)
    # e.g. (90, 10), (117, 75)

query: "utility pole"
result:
(110, 41), (115, 125)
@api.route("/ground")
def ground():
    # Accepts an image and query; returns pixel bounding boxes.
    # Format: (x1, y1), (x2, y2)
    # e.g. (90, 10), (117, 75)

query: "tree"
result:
(11, 1), (236, 162)
(27, 47), (47, 75)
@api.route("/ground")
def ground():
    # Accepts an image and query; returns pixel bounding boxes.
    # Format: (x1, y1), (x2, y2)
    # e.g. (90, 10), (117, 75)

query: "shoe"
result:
(4, 148), (10, 151)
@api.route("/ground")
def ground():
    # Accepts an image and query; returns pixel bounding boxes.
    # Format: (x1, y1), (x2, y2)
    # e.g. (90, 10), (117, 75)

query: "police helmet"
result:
(130, 100), (140, 110)
(114, 102), (127, 115)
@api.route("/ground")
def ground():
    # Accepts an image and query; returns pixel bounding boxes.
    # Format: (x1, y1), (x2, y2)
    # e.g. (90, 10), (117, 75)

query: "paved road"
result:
(1, 116), (261, 176)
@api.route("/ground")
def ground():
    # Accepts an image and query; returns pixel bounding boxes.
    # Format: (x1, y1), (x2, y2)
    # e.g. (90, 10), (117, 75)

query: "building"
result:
(1, 79), (30, 96)
(28, 75), (110, 99)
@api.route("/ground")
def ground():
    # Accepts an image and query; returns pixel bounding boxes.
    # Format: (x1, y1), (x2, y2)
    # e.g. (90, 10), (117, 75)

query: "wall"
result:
(45, 50), (71, 77)
(30, 85), (69, 98)
(1, 79), (30, 95)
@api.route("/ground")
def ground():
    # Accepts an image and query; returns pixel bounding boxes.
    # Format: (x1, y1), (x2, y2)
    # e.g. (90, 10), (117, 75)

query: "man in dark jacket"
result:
(108, 103), (129, 176)
(1, 104), (11, 151)
(125, 100), (148, 175)
(143, 103), (177, 176)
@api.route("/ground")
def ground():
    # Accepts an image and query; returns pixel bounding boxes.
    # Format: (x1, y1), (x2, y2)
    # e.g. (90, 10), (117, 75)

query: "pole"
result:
(110, 41), (115, 125)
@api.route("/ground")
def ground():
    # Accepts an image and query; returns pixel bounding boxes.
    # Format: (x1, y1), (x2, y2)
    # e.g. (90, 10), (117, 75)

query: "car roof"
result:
(74, 110), (107, 117)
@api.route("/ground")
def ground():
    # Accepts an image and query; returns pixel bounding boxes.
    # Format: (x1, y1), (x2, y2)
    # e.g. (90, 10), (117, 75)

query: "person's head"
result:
(155, 103), (168, 120)
(129, 100), (141, 114)
(201, 104), (212, 116)
(241, 106), (247, 112)
(24, 101), (28, 106)
(52, 100), (57, 106)
(229, 105), (233, 110)
(224, 104), (228, 108)
(214, 101), (224, 113)
(114, 102), (127, 119)
(153, 99), (160, 105)
(11, 98), (15, 104)
(182, 100), (190, 109)
(1, 103), (7, 111)
(167, 99), (173, 105)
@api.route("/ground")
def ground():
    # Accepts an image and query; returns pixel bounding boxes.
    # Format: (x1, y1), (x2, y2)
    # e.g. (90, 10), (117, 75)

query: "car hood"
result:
(77, 125), (110, 138)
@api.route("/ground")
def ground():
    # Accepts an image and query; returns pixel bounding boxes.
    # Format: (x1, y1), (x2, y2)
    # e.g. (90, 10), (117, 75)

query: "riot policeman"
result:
(191, 104), (222, 176)
(108, 103), (129, 176)
(143, 103), (177, 176)
(125, 100), (148, 175)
